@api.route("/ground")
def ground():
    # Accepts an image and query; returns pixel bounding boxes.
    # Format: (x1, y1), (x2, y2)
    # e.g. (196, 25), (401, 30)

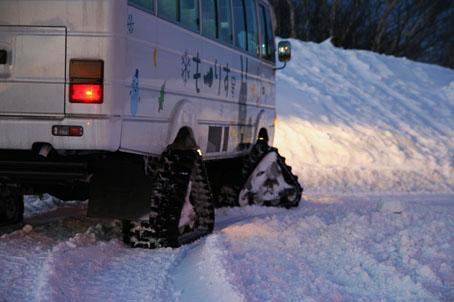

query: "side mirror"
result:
(278, 41), (291, 62)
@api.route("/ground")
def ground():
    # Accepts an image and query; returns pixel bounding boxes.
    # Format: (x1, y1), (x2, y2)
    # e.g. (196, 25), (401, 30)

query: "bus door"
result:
(0, 26), (66, 116)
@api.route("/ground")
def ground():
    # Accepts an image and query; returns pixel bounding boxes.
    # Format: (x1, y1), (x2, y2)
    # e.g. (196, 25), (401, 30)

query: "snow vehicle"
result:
(0, 0), (302, 247)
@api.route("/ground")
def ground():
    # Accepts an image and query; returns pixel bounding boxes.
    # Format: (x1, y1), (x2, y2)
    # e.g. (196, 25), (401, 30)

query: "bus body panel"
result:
(0, 0), (112, 32)
(0, 0), (277, 157)
(119, 3), (276, 157)
(0, 117), (121, 151)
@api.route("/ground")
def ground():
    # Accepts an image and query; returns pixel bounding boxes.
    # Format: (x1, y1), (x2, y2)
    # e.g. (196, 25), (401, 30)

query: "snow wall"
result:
(274, 38), (454, 193)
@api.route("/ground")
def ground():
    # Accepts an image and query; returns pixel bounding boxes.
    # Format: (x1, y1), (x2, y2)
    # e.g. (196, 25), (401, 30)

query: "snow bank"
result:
(205, 194), (454, 302)
(275, 39), (454, 193)
(24, 194), (87, 218)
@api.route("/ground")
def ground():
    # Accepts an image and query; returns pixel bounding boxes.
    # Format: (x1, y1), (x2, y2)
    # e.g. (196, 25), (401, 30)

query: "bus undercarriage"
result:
(0, 136), (302, 248)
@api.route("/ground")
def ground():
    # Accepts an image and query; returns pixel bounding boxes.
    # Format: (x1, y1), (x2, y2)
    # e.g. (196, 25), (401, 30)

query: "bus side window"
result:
(180, 0), (199, 31)
(244, 0), (259, 56)
(203, 0), (233, 45)
(264, 5), (275, 62)
(129, 0), (155, 13)
(232, 0), (247, 50)
(158, 0), (177, 21)
(217, 0), (232, 44)
(158, 0), (199, 31)
(259, 4), (274, 62)
(202, 0), (217, 39)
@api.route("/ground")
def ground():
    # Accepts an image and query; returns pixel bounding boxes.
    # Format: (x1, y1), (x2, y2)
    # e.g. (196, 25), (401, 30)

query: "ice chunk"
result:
(22, 224), (33, 233)
(376, 199), (404, 214)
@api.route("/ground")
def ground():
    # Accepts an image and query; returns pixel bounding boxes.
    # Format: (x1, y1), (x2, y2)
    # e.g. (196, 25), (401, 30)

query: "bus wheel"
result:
(0, 185), (24, 226)
(123, 149), (214, 248)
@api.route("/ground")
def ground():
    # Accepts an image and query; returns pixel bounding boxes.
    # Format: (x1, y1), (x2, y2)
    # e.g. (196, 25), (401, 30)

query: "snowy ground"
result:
(0, 194), (453, 302)
(1, 40), (454, 301)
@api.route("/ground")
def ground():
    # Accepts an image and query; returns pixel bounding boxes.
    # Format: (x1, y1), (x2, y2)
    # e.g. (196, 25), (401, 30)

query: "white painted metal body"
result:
(0, 0), (276, 159)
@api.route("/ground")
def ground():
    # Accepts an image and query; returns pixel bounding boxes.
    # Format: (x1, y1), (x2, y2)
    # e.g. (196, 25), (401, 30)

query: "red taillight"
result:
(70, 84), (103, 103)
(69, 59), (103, 103)
(69, 126), (83, 136)
(52, 125), (83, 136)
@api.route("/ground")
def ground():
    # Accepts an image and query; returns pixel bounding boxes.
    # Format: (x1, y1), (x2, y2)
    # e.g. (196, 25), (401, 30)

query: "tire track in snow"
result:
(170, 235), (247, 302)
(167, 206), (288, 302)
(33, 231), (182, 302)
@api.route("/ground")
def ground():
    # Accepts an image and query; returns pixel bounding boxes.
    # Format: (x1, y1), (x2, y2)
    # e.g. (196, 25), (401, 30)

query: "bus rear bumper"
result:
(0, 116), (121, 152)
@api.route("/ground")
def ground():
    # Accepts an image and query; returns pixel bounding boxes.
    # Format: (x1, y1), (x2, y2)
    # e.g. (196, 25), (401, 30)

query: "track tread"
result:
(123, 150), (214, 248)
(0, 185), (24, 227)
(215, 140), (303, 208)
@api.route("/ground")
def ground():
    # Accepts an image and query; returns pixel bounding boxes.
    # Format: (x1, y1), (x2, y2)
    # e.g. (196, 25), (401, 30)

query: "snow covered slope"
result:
(275, 38), (454, 193)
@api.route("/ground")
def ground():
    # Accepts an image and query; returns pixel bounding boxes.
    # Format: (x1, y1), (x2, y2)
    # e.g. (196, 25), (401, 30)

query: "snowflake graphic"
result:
(127, 14), (134, 33)
(181, 50), (191, 85)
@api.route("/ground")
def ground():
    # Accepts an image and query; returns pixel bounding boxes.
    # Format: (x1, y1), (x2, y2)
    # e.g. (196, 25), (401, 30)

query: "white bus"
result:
(0, 0), (301, 247)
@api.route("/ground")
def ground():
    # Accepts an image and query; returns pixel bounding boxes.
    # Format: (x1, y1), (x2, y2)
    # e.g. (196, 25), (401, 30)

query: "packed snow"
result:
(1, 194), (453, 301)
(275, 38), (454, 193)
(1, 39), (454, 301)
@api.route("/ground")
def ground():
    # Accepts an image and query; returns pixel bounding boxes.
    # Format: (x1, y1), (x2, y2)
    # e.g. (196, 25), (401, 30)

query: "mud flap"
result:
(87, 154), (152, 220)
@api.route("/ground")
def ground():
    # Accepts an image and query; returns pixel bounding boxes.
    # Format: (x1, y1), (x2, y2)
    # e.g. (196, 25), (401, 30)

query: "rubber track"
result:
(123, 150), (214, 248)
(268, 146), (303, 208)
(218, 140), (303, 208)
